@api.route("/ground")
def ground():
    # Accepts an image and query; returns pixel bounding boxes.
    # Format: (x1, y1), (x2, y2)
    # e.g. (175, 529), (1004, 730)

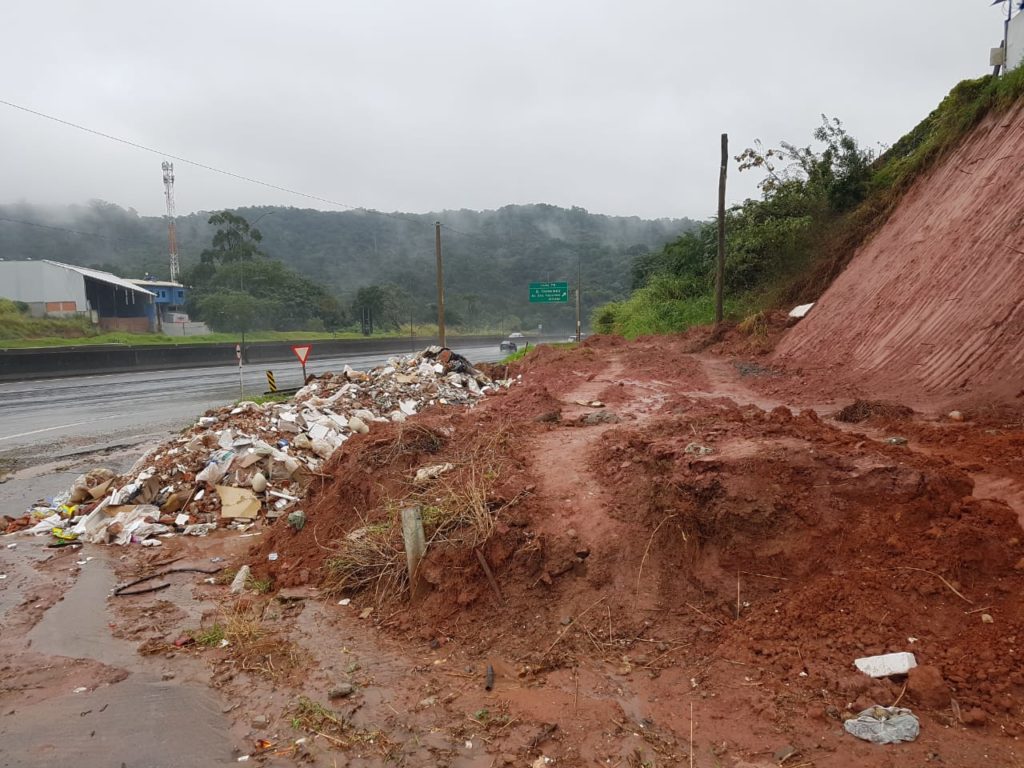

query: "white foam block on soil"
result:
(854, 652), (917, 678)
(789, 302), (814, 319)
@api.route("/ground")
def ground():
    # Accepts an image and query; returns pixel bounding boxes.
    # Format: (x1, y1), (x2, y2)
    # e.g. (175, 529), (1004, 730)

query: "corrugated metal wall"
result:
(0, 261), (88, 311)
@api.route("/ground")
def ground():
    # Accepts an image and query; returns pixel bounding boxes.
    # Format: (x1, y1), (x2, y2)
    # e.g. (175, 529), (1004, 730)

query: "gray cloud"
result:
(0, 1), (1008, 220)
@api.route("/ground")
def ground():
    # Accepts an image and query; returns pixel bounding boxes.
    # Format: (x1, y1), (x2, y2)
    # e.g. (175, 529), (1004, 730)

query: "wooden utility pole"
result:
(435, 221), (446, 347)
(715, 133), (728, 325)
(575, 255), (582, 343)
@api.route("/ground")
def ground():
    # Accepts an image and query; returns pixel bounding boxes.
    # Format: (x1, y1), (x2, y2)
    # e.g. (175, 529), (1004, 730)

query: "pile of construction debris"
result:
(3, 347), (512, 545)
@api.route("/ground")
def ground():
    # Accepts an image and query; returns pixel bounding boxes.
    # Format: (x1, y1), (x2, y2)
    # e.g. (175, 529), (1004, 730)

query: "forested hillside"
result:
(0, 202), (694, 333)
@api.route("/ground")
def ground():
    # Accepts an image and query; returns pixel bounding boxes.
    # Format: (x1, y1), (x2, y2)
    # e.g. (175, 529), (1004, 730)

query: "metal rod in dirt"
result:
(435, 221), (446, 347)
(715, 132), (728, 325)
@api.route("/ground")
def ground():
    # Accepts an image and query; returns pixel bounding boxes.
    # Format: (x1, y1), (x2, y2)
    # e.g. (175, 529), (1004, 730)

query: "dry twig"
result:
(896, 566), (973, 604)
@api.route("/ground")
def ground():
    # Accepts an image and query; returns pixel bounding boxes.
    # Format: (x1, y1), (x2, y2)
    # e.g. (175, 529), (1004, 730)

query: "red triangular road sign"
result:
(291, 344), (312, 364)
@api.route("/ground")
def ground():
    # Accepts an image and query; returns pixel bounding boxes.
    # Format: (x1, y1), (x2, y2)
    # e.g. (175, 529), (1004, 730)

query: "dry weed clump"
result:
(322, 419), (522, 601)
(737, 311), (770, 339)
(288, 697), (394, 755)
(834, 399), (914, 423)
(359, 423), (448, 468)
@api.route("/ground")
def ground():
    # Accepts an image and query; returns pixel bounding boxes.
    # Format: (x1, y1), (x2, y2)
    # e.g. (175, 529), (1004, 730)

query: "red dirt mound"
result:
(247, 337), (1024, 765)
(774, 103), (1024, 409)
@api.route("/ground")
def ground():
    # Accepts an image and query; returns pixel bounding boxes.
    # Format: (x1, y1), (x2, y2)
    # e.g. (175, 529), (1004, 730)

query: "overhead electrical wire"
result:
(0, 98), (560, 256)
(0, 97), (435, 232)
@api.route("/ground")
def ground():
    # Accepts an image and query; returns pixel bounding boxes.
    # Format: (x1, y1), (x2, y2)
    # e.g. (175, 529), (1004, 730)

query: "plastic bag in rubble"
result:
(844, 706), (919, 744)
(196, 449), (236, 484)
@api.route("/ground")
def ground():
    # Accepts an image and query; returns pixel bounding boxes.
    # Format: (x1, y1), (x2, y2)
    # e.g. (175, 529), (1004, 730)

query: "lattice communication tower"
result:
(161, 161), (180, 282)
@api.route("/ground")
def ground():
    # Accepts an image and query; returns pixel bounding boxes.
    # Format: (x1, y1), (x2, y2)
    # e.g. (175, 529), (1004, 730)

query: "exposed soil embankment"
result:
(774, 103), (1024, 408)
(238, 336), (1024, 767)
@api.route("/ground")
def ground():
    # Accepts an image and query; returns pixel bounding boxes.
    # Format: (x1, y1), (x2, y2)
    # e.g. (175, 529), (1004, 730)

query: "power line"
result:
(0, 215), (115, 241)
(0, 97), (430, 230)
(0, 214), (200, 249)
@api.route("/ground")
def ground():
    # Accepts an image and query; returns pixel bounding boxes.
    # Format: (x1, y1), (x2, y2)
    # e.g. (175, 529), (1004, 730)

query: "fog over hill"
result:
(0, 201), (696, 331)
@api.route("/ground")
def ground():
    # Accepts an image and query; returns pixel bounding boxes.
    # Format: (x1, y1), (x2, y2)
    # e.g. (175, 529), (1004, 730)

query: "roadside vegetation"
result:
(595, 69), (1024, 338)
(0, 298), (96, 340)
(0, 319), (489, 349)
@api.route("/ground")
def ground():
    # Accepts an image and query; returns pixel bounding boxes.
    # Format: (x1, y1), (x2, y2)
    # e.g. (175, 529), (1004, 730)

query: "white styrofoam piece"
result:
(854, 651), (917, 678)
(789, 302), (814, 319)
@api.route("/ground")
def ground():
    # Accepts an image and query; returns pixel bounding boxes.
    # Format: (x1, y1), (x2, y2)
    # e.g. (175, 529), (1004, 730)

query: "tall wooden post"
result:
(715, 133), (728, 325)
(435, 221), (446, 347)
(575, 254), (582, 343)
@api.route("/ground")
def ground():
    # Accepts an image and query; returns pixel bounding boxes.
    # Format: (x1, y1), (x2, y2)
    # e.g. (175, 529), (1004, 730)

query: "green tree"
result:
(200, 211), (264, 265)
(197, 291), (281, 333)
(351, 284), (411, 331)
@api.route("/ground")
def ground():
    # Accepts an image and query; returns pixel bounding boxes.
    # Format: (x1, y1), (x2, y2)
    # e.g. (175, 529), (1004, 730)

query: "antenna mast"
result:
(161, 161), (180, 282)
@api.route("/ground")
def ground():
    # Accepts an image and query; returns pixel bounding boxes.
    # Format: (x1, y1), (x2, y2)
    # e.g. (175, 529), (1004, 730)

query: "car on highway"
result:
(499, 339), (518, 352)
(508, 332), (524, 339)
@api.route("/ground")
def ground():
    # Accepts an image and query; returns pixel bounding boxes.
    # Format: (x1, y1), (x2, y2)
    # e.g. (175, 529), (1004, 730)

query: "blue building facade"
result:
(130, 279), (189, 322)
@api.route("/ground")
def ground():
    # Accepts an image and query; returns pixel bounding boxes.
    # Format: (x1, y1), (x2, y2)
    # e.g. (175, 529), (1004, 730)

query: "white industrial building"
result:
(0, 259), (157, 333)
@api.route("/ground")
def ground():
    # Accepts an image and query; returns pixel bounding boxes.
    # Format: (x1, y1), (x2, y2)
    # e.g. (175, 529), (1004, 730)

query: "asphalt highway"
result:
(0, 342), (504, 459)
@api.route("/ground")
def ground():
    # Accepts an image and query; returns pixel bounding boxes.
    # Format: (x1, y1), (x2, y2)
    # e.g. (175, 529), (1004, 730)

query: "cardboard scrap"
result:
(216, 485), (261, 519)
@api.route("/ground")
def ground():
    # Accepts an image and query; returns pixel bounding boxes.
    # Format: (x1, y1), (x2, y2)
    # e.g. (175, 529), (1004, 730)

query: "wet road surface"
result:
(0, 343), (503, 460)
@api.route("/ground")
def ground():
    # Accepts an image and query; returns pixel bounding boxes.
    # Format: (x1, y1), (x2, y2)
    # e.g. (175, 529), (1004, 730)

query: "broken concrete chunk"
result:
(307, 423), (331, 441)
(185, 523), (218, 536)
(230, 565), (251, 594)
(310, 438), (335, 460)
(684, 442), (714, 456)
(854, 651), (917, 678)
(250, 472), (267, 493)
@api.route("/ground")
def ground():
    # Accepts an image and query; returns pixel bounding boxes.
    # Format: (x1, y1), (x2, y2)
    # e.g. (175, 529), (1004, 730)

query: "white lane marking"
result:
(0, 415), (123, 442)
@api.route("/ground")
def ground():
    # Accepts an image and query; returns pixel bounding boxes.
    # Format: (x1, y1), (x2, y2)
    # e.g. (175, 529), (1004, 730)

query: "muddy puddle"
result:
(1, 543), (239, 767)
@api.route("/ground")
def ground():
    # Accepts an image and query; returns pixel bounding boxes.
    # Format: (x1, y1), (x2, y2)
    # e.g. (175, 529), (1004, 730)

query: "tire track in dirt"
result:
(526, 356), (671, 597)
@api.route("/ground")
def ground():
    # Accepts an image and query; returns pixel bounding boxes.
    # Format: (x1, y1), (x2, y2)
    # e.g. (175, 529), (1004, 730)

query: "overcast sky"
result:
(0, 1), (1010, 221)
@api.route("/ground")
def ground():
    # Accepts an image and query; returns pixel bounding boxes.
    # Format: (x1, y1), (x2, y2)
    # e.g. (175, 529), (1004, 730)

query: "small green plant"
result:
(247, 575), (273, 594)
(194, 623), (226, 646)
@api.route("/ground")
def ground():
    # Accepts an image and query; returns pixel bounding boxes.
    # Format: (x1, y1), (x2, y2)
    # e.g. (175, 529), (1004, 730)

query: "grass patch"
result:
(0, 324), (498, 348)
(593, 278), (745, 339)
(500, 347), (529, 364)
(194, 623), (226, 647)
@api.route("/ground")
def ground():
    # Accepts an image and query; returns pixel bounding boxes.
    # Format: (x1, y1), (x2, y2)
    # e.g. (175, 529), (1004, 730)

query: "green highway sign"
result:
(529, 281), (569, 303)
